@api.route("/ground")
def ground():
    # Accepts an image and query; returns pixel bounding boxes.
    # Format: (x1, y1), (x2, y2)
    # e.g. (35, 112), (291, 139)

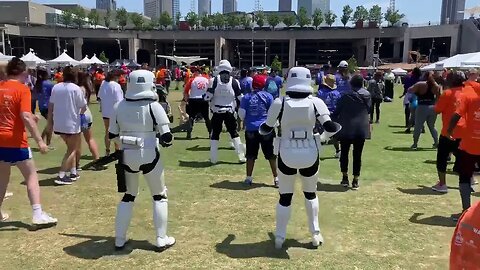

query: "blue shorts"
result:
(0, 147), (32, 164)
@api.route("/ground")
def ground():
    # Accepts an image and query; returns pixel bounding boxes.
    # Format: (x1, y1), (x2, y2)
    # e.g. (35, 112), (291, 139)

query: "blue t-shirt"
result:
(335, 73), (351, 95)
(317, 87), (341, 113)
(316, 71), (325, 86)
(37, 80), (54, 111)
(265, 75), (283, 99)
(240, 91), (274, 132)
(240, 76), (253, 94)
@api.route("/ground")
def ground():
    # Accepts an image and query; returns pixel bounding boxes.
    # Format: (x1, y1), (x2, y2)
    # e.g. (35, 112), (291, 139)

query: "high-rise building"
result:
(298, 0), (330, 17)
(96, 0), (116, 11)
(223, 0), (237, 14)
(441, 0), (466, 24)
(198, 0), (212, 15)
(144, 0), (178, 20)
(279, 0), (292, 12)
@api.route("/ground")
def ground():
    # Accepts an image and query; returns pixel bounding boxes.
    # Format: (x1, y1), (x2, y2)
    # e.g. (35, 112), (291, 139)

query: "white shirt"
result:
(189, 76), (209, 99)
(50, 82), (87, 134)
(99, 81), (124, 119)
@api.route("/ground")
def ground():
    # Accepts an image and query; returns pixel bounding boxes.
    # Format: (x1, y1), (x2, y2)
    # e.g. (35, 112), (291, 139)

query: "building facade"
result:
(298, 0), (330, 17)
(441, 0), (466, 24)
(144, 0), (176, 19)
(223, 0), (237, 14)
(96, 0), (117, 11)
(279, 0), (292, 12)
(198, 0), (211, 15)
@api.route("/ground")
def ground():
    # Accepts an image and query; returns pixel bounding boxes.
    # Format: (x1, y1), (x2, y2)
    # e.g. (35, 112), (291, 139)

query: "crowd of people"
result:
(0, 54), (479, 266)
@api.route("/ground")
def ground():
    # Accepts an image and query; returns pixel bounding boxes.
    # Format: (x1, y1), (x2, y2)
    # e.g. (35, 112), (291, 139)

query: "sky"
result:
(17, 0), (480, 25)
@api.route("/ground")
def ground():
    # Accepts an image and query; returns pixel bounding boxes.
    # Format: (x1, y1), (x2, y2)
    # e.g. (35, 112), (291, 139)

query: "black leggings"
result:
(458, 150), (480, 184)
(340, 139), (365, 177)
(210, 112), (239, 140)
(436, 135), (460, 173)
(370, 98), (382, 122)
(187, 99), (211, 133)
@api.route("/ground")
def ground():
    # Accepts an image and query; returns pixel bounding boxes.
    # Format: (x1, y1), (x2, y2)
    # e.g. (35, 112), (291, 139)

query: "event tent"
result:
(461, 52), (480, 66)
(110, 59), (140, 68)
(157, 55), (208, 66)
(392, 68), (408, 76)
(421, 52), (480, 71)
(0, 53), (14, 62)
(20, 49), (46, 68)
(48, 50), (79, 66)
(79, 56), (94, 65)
(89, 54), (106, 65)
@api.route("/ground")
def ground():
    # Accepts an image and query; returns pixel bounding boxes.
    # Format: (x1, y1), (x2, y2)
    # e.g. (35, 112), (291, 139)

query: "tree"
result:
(324, 11), (337, 27)
(226, 14), (240, 29)
(267, 13), (280, 30)
(185, 11), (199, 30)
(130, 12), (144, 30)
(385, 8), (405, 26)
(255, 11), (265, 28)
(61, 10), (74, 27)
(297, 7), (311, 28)
(175, 12), (181, 28)
(346, 56), (358, 74)
(271, 55), (282, 73)
(159, 11), (172, 30)
(88, 10), (100, 28)
(145, 20), (157, 31)
(368, 5), (383, 25)
(282, 14), (296, 28)
(104, 10), (111, 28)
(99, 51), (109, 63)
(212, 12), (225, 30)
(312, 9), (323, 30)
(240, 14), (252, 29)
(116, 8), (128, 30)
(200, 14), (213, 30)
(341, 5), (353, 27)
(72, 7), (86, 28)
(352, 6), (369, 23)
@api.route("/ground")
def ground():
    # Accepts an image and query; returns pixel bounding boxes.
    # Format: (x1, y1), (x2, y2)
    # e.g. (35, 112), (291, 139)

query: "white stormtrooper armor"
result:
(109, 70), (175, 250)
(205, 60), (246, 164)
(259, 67), (341, 249)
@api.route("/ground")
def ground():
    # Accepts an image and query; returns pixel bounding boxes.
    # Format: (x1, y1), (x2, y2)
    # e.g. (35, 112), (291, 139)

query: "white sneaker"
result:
(334, 151), (341, 159)
(157, 236), (176, 249)
(1, 211), (9, 222)
(274, 236), (285, 249)
(4, 192), (13, 199)
(312, 232), (324, 247)
(32, 212), (58, 225)
(274, 177), (279, 188)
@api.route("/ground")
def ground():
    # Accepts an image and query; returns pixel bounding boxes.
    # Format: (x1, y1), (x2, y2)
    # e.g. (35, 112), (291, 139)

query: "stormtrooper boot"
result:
(210, 140), (219, 164)
(305, 196), (324, 247)
(275, 203), (292, 249)
(115, 201), (134, 249)
(153, 200), (176, 249)
(232, 137), (246, 163)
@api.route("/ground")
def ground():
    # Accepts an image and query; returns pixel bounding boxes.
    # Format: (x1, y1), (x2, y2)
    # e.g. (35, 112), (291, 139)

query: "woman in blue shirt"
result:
(239, 75), (278, 187)
(317, 74), (341, 158)
(35, 69), (54, 148)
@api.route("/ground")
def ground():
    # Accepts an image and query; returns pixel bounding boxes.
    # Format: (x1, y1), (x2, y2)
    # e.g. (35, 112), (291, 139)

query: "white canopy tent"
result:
(0, 53), (14, 63)
(421, 52), (480, 71)
(89, 54), (106, 65)
(461, 52), (480, 66)
(79, 56), (94, 65)
(392, 68), (408, 75)
(48, 50), (79, 66)
(20, 49), (46, 68)
(157, 55), (209, 66)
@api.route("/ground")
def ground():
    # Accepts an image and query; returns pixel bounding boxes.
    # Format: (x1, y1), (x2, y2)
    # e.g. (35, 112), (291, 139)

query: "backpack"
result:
(265, 79), (278, 96)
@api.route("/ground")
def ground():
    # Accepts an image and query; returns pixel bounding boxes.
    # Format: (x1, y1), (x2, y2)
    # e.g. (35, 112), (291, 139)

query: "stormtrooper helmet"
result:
(286, 67), (313, 93)
(125, 70), (157, 100)
(217, 60), (233, 73)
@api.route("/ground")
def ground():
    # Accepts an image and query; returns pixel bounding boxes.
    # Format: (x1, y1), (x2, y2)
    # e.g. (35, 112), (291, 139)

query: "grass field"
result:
(1, 85), (478, 270)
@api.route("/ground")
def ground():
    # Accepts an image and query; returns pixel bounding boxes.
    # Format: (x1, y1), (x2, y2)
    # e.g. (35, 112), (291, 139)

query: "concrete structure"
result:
(441, 0), (466, 24)
(223, 0), (237, 14)
(298, 0), (330, 17)
(198, 0), (212, 15)
(279, 0), (292, 12)
(0, 1), (57, 25)
(96, 0), (117, 11)
(144, 0), (174, 19)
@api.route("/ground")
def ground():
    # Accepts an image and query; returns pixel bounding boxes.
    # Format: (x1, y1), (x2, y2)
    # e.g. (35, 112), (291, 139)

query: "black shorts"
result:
(54, 131), (80, 136)
(245, 130), (276, 160)
(436, 135), (461, 173)
(39, 108), (48, 119)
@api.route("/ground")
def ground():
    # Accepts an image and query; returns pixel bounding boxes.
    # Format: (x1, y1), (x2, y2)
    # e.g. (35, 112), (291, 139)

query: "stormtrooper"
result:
(204, 60), (246, 164)
(259, 67), (341, 249)
(109, 70), (175, 250)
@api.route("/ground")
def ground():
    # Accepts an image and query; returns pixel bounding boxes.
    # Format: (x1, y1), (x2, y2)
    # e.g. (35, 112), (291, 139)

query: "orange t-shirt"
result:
(119, 75), (126, 85)
(183, 77), (195, 97)
(94, 73), (105, 85)
(456, 86), (480, 155)
(465, 80), (480, 92)
(434, 86), (465, 138)
(0, 80), (31, 148)
(450, 201), (480, 270)
(54, 72), (63, 83)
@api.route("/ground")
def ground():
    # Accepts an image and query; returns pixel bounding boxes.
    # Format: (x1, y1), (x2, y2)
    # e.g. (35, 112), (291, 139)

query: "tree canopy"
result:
(72, 7), (86, 28)
(385, 8), (405, 26)
(212, 12), (225, 30)
(352, 6), (369, 22)
(226, 14), (240, 29)
(255, 11), (265, 28)
(324, 11), (337, 27)
(185, 11), (199, 30)
(282, 14), (296, 28)
(130, 13), (144, 30)
(312, 9), (323, 30)
(87, 10), (100, 28)
(200, 14), (213, 30)
(341, 5), (353, 27)
(369, 5), (383, 24)
(267, 13), (280, 30)
(297, 7), (311, 27)
(116, 8), (128, 30)
(159, 11), (172, 29)
(61, 10), (74, 27)
(240, 14), (252, 29)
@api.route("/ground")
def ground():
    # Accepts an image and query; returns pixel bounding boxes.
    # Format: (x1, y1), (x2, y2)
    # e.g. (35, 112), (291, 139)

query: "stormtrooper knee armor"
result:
(109, 70), (175, 250)
(259, 67), (341, 249)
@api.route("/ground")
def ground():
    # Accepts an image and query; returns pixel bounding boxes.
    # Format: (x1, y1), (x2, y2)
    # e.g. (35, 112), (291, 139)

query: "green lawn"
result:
(1, 85), (477, 270)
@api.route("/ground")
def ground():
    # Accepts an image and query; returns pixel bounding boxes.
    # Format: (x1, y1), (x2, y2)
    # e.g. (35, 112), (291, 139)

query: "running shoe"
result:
(352, 180), (360, 190)
(312, 232), (324, 247)
(4, 192), (13, 199)
(32, 212), (57, 225)
(244, 177), (253, 186)
(69, 174), (80, 181)
(341, 176), (349, 187)
(432, 182), (448, 193)
(156, 236), (176, 250)
(432, 143), (439, 149)
(334, 151), (341, 159)
(410, 144), (418, 151)
(451, 212), (465, 222)
(274, 177), (279, 188)
(55, 176), (74, 185)
(1, 211), (9, 222)
(404, 128), (411, 134)
(471, 177), (479, 186)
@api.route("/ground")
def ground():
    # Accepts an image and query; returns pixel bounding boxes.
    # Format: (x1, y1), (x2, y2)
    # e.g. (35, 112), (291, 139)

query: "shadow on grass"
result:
(319, 157), (338, 161)
(397, 185), (448, 196)
(178, 160), (240, 168)
(186, 145), (233, 152)
(409, 213), (456, 227)
(384, 146), (436, 152)
(0, 221), (56, 232)
(170, 123), (189, 133)
(60, 233), (162, 259)
(210, 180), (273, 191)
(22, 177), (58, 187)
(317, 183), (348, 193)
(80, 155), (95, 161)
(37, 166), (61, 175)
(388, 125), (407, 128)
(216, 233), (315, 259)
(391, 131), (410, 135)
(174, 136), (209, 141)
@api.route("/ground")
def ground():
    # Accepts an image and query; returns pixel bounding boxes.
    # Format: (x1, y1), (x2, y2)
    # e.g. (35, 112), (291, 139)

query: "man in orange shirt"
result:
(94, 68), (105, 98)
(432, 72), (466, 193)
(447, 70), (480, 218)
(0, 58), (57, 225)
(54, 67), (63, 83)
(450, 201), (480, 270)
(465, 68), (479, 91)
